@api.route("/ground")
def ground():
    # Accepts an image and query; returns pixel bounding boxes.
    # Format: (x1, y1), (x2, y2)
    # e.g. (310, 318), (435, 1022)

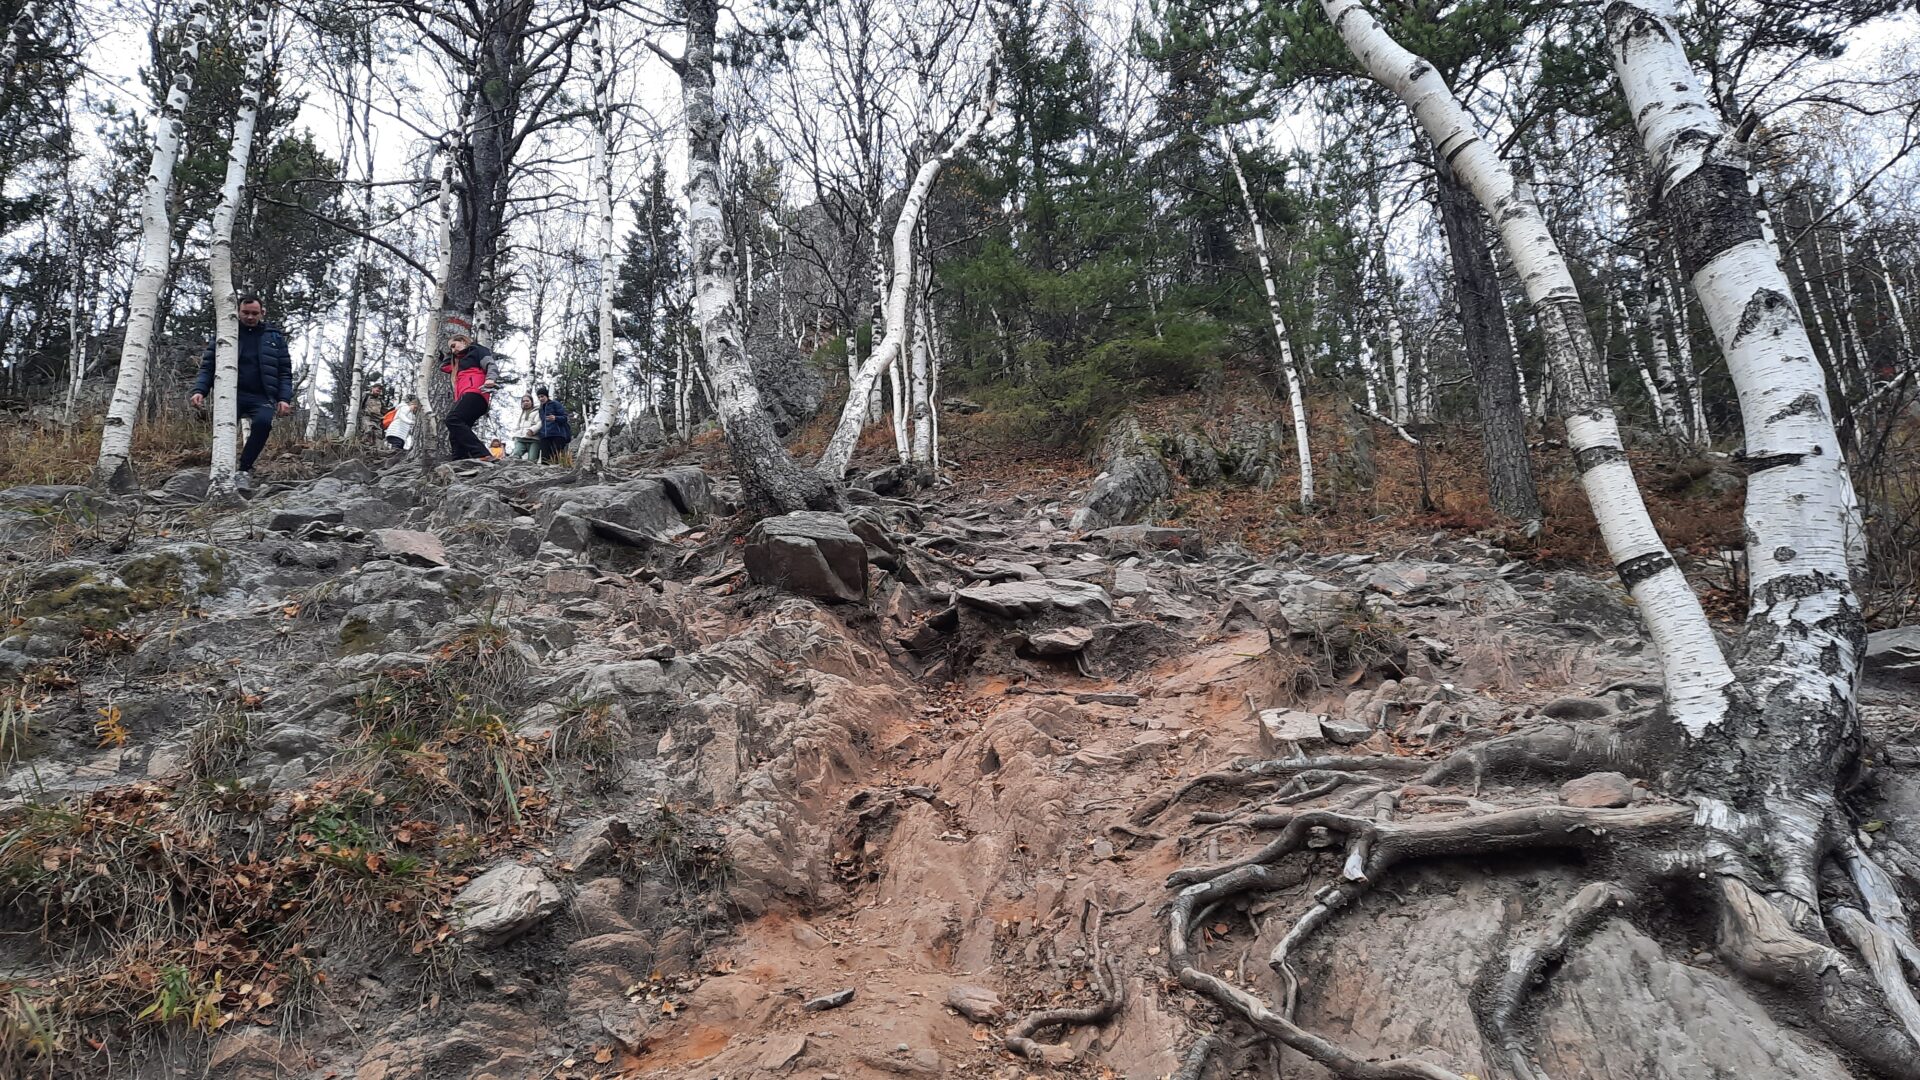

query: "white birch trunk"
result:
(1220, 128), (1314, 509)
(0, 1), (43, 86)
(205, 3), (270, 497)
(1388, 310), (1410, 424)
(580, 7), (619, 467)
(413, 137), (459, 461)
(342, 55), (374, 443)
(1605, 0), (1860, 736)
(1326, 0), (1734, 731)
(1643, 282), (1685, 439)
(817, 91), (995, 480)
(93, 0), (212, 491)
(888, 339), (910, 462)
(62, 189), (85, 427)
(909, 259), (935, 465)
(1870, 234), (1911, 360)
(302, 335), (322, 439)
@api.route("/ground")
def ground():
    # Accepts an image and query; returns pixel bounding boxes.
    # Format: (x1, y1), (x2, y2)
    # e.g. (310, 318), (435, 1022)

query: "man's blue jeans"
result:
(236, 392), (277, 472)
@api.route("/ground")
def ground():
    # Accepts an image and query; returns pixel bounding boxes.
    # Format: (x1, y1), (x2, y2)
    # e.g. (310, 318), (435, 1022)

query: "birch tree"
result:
(667, 0), (842, 514)
(1219, 127), (1314, 510)
(205, 2), (270, 500)
(578, 3), (618, 467)
(92, 0), (212, 491)
(816, 81), (996, 481)
(1153, 5), (1920, 1077)
(1606, 0), (1915, 1059)
(412, 127), (461, 462)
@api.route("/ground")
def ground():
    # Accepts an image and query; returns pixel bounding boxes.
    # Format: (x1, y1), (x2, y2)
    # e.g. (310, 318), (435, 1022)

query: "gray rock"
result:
(945, 983), (1004, 1022)
(744, 512), (869, 603)
(1278, 581), (1356, 634)
(1069, 417), (1170, 531)
(658, 466), (711, 516)
(451, 863), (562, 939)
(957, 580), (1112, 621)
(1366, 563), (1431, 598)
(1087, 524), (1204, 558)
(369, 528), (448, 568)
(158, 468), (211, 502)
(1560, 772), (1640, 809)
(1320, 716), (1373, 745)
(1541, 695), (1617, 721)
(803, 988), (856, 1012)
(942, 398), (984, 414)
(1865, 626), (1920, 683)
(268, 504), (345, 533)
(1026, 626), (1094, 656)
(1167, 430), (1221, 486)
(1075, 691), (1141, 706)
(1259, 708), (1328, 755)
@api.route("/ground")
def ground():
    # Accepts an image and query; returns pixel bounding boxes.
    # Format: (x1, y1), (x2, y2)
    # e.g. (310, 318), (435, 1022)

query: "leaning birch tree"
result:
(578, 3), (620, 467)
(816, 83), (995, 481)
(1219, 127), (1314, 510)
(205, 1), (272, 500)
(1149, 5), (1920, 1078)
(93, 0), (213, 491)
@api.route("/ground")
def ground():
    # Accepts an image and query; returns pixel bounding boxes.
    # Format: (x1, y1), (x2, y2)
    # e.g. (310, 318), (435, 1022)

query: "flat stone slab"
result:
(957, 579), (1112, 620)
(1259, 708), (1328, 755)
(369, 528), (448, 567)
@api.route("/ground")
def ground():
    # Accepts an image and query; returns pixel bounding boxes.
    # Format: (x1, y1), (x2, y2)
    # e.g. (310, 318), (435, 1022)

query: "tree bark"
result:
(94, 0), (211, 491)
(580, 5), (618, 467)
(1430, 154), (1542, 522)
(412, 128), (461, 464)
(1605, 3), (1915, 1062)
(206, 3), (270, 497)
(817, 86), (995, 481)
(678, 0), (842, 514)
(1220, 128), (1315, 510)
(1325, 0), (1734, 732)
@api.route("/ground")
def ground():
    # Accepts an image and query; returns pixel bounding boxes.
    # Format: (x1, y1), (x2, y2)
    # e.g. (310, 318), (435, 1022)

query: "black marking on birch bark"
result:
(1602, 1), (1674, 47)
(1574, 445), (1626, 473)
(1737, 452), (1803, 474)
(1616, 551), (1674, 590)
(1662, 163), (1765, 278)
(1733, 288), (1796, 348)
(1766, 393), (1823, 423)
(1774, 546), (1797, 563)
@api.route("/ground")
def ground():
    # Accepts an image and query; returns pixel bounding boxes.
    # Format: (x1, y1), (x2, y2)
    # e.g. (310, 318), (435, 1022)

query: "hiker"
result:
(510, 394), (542, 460)
(537, 387), (572, 462)
(189, 294), (294, 491)
(384, 395), (418, 451)
(440, 333), (500, 461)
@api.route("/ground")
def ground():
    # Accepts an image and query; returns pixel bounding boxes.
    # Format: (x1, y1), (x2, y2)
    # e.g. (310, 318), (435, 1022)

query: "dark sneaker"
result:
(234, 471), (254, 494)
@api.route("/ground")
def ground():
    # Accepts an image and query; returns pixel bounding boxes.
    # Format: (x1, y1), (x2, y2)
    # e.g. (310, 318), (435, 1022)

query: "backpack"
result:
(381, 409), (397, 430)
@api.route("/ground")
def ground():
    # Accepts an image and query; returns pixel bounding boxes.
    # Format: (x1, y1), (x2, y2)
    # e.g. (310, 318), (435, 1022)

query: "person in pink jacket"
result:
(439, 333), (500, 460)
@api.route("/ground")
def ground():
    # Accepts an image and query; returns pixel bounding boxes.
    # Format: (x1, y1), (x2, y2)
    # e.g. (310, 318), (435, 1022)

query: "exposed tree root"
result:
(1001, 956), (1125, 1065)
(1471, 882), (1637, 1080)
(1175, 967), (1467, 1080)
(1171, 1032), (1225, 1080)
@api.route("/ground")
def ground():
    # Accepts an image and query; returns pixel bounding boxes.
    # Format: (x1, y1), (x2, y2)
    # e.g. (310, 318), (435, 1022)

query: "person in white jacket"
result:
(384, 396), (418, 451)
(510, 394), (542, 460)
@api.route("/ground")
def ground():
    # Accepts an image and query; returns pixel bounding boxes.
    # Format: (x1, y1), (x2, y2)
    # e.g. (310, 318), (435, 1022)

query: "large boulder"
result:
(1865, 626), (1920, 683)
(451, 863), (562, 940)
(1070, 416), (1170, 531)
(956, 579), (1112, 621)
(744, 512), (870, 602)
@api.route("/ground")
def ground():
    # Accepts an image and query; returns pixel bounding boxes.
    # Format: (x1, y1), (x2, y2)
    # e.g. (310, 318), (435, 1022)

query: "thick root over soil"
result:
(1150, 746), (1920, 1080)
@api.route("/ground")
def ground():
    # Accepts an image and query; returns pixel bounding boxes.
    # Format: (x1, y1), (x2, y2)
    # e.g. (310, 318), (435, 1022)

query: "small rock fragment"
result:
(1074, 691), (1141, 706)
(759, 1034), (808, 1070)
(1319, 716), (1373, 745)
(945, 984), (1004, 1023)
(1559, 771), (1640, 809)
(1026, 626), (1094, 656)
(1258, 708), (1328, 755)
(803, 988), (856, 1012)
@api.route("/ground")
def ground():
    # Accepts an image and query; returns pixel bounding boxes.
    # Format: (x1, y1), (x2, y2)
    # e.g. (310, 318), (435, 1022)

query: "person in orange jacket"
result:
(440, 333), (500, 460)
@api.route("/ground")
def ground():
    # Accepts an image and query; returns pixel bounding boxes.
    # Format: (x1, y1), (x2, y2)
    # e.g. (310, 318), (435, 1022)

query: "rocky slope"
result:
(0, 448), (1915, 1079)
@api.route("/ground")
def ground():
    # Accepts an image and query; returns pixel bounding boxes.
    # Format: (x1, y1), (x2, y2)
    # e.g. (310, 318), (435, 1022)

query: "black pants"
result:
(236, 392), (276, 472)
(540, 436), (568, 462)
(385, 435), (405, 450)
(446, 392), (491, 460)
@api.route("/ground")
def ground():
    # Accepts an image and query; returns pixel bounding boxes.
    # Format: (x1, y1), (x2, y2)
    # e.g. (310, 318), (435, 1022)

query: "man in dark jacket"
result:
(190, 295), (294, 490)
(536, 387), (571, 462)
